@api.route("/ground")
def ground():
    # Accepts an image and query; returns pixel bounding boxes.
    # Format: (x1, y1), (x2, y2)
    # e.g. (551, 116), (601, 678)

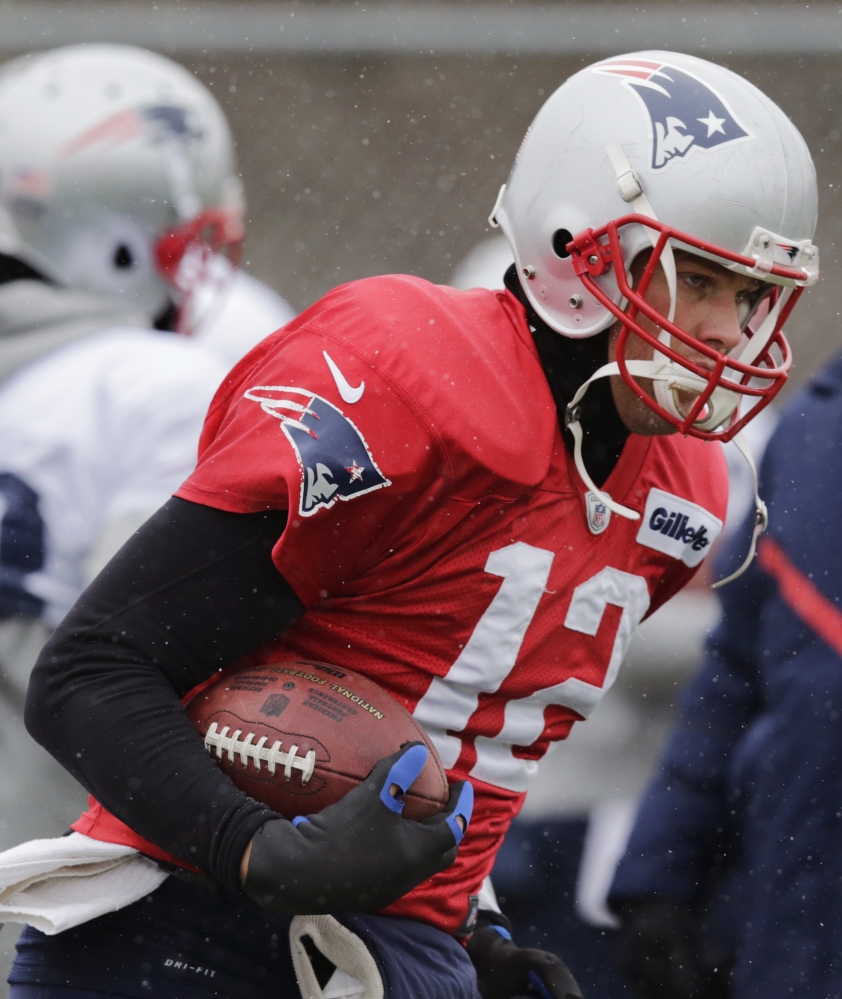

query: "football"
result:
(185, 659), (449, 821)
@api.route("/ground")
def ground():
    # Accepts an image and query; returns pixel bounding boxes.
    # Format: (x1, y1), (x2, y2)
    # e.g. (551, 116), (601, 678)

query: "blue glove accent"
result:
(379, 743), (429, 814)
(446, 780), (474, 844)
(528, 969), (555, 999)
(490, 924), (512, 941)
(291, 815), (310, 827)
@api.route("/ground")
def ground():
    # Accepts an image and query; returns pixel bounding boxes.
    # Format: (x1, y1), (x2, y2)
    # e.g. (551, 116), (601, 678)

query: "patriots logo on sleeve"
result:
(244, 385), (391, 517)
(591, 58), (752, 170)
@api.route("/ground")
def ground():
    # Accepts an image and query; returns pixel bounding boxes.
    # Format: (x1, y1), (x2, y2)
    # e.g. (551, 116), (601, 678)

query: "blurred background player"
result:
(0, 43), (294, 366)
(609, 348), (842, 998)
(0, 43), (297, 982)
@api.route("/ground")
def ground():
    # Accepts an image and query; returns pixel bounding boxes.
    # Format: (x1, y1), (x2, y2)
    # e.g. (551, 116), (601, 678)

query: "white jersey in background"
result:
(179, 252), (296, 370)
(0, 328), (226, 627)
(0, 264), (296, 631)
(0, 280), (227, 855)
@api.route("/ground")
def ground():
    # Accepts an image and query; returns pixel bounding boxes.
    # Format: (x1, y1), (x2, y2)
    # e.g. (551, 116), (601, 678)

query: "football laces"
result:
(203, 722), (317, 784)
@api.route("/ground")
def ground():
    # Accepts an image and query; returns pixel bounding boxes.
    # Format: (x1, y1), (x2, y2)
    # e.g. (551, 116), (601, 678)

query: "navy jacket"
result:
(611, 352), (842, 999)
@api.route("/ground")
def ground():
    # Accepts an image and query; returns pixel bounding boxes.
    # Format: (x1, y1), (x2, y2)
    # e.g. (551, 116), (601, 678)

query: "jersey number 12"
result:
(413, 541), (650, 792)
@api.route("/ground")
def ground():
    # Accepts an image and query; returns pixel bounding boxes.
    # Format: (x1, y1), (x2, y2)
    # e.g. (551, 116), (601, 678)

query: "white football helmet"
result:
(491, 51), (818, 447)
(0, 44), (244, 321)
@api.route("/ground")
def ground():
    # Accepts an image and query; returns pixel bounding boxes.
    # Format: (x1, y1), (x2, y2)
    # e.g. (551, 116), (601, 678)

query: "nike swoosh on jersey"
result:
(323, 350), (365, 404)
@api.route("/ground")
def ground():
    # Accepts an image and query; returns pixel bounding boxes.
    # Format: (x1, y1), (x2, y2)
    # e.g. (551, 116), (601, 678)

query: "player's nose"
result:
(695, 297), (744, 356)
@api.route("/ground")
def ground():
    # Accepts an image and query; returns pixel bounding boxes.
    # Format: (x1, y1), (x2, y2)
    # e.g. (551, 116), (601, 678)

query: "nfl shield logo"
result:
(586, 491), (611, 536)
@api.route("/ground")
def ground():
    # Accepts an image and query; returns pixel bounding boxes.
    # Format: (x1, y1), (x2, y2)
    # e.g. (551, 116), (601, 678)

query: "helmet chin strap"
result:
(566, 359), (718, 521)
(564, 360), (643, 521)
(565, 361), (767, 585)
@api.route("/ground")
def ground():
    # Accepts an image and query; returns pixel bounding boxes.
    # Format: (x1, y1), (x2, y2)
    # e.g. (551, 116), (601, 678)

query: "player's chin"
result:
(634, 403), (677, 437)
(611, 378), (676, 437)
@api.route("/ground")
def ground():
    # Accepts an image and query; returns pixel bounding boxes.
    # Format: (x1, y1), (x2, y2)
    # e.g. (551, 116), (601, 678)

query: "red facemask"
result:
(567, 214), (814, 441)
(154, 207), (245, 288)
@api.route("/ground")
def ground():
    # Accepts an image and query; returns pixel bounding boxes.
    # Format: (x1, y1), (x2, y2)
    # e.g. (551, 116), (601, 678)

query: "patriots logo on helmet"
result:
(592, 59), (752, 170)
(61, 105), (204, 159)
(244, 385), (391, 517)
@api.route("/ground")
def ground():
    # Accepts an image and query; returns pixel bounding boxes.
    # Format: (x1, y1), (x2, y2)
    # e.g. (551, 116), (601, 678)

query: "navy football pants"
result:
(8, 876), (479, 999)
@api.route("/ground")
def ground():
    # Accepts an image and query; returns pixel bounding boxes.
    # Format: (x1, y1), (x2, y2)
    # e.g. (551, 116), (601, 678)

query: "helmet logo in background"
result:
(591, 59), (752, 170)
(140, 106), (203, 143)
(7, 167), (52, 203)
(61, 105), (203, 159)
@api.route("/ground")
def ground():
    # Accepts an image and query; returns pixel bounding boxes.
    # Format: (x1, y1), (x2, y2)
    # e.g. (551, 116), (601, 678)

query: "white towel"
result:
(290, 914), (381, 999)
(0, 831), (168, 935)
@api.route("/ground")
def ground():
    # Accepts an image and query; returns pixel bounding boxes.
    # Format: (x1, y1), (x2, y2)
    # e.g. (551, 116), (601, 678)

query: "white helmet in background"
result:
(450, 236), (513, 291)
(0, 44), (244, 321)
(491, 51), (819, 443)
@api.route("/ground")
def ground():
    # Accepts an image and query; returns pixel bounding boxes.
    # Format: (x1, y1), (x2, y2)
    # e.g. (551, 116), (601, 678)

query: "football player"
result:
(14, 51), (817, 999)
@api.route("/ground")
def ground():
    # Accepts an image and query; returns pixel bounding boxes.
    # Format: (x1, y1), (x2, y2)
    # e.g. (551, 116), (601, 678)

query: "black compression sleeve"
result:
(26, 497), (304, 893)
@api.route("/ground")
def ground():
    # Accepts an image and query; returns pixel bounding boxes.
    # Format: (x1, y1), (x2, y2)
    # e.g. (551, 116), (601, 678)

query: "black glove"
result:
(467, 914), (583, 999)
(242, 742), (473, 915)
(614, 898), (732, 999)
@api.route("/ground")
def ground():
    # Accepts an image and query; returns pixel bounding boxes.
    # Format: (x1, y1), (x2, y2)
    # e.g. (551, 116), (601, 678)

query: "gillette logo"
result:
(648, 507), (711, 551)
(637, 488), (723, 567)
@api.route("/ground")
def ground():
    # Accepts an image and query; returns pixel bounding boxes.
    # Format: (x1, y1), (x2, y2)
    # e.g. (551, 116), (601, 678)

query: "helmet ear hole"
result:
(113, 244), (134, 270)
(552, 229), (573, 259)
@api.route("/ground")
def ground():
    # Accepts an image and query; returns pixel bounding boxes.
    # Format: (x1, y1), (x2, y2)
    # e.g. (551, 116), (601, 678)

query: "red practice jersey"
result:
(80, 275), (729, 933)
